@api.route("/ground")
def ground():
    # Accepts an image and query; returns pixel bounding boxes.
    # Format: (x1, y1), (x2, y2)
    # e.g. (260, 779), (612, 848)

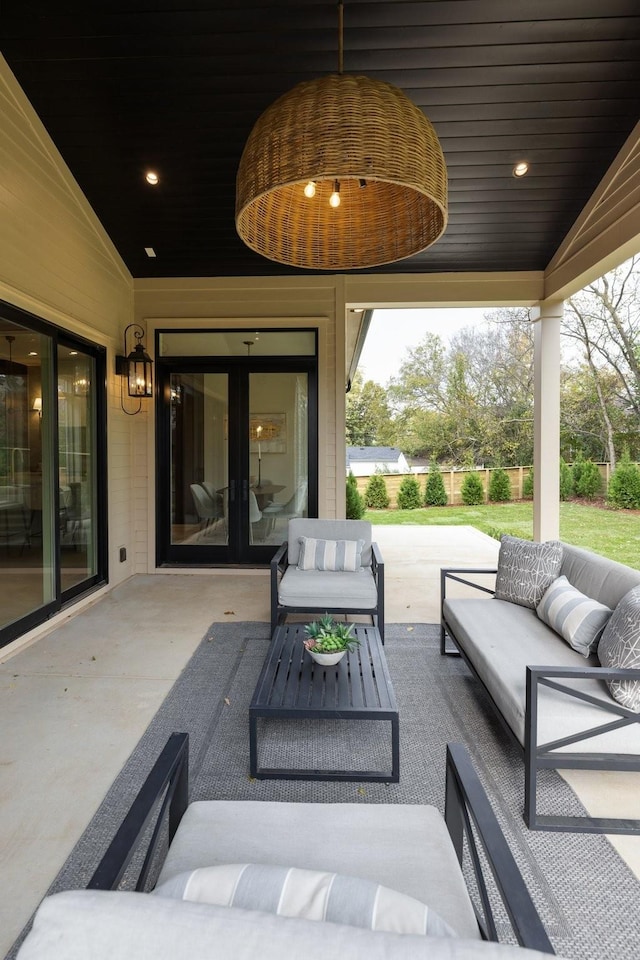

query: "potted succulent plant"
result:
(303, 614), (360, 665)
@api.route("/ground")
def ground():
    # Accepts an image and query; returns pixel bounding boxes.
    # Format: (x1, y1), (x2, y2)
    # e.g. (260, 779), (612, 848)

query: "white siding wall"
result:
(0, 57), (136, 591)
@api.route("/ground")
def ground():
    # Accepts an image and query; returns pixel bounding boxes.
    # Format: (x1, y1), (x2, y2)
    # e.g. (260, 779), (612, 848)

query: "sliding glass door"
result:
(0, 303), (106, 648)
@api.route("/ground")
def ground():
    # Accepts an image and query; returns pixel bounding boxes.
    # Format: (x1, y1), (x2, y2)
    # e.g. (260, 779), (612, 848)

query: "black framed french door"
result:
(157, 357), (317, 565)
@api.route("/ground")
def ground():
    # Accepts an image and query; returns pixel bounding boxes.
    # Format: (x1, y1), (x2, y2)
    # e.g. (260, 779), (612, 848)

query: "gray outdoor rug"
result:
(8, 622), (640, 959)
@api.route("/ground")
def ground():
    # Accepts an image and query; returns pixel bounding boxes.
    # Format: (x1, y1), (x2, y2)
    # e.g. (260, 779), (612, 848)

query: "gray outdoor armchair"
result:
(270, 518), (385, 640)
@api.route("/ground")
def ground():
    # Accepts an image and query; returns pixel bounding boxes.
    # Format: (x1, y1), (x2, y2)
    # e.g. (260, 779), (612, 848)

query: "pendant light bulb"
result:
(303, 180), (316, 198)
(329, 180), (341, 208)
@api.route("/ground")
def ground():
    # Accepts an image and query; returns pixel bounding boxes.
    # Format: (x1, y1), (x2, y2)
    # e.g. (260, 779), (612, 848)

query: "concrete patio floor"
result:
(0, 524), (639, 957)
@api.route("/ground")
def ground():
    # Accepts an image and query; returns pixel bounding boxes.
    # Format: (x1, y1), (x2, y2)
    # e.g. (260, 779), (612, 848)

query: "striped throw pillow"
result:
(152, 863), (457, 938)
(297, 536), (365, 572)
(536, 576), (612, 657)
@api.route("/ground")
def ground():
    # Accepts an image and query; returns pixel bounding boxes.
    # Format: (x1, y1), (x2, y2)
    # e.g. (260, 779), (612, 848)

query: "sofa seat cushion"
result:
(153, 862), (457, 937)
(17, 890), (558, 960)
(443, 598), (640, 754)
(279, 566), (378, 609)
(155, 800), (481, 940)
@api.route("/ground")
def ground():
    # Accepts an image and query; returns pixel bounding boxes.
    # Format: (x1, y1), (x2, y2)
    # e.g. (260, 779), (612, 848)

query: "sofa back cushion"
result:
(287, 519), (372, 567)
(560, 543), (640, 610)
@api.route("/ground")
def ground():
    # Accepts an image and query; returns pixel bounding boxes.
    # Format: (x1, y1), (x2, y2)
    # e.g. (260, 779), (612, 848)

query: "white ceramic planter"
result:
(305, 648), (346, 666)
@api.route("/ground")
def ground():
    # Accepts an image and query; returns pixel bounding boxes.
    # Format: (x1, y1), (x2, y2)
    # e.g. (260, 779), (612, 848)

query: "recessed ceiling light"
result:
(145, 171), (159, 185)
(513, 162), (529, 178)
(145, 247), (157, 258)
(69, 350), (78, 356)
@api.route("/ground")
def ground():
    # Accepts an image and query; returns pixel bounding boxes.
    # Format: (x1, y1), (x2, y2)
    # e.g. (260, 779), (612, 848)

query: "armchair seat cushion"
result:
(278, 566), (378, 609)
(154, 800), (480, 940)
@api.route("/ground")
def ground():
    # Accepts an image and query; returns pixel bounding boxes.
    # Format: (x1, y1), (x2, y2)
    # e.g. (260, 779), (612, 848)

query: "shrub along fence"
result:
(354, 464), (614, 508)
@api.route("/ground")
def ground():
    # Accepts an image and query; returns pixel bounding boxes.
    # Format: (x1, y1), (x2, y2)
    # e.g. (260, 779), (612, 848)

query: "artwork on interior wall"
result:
(249, 413), (286, 454)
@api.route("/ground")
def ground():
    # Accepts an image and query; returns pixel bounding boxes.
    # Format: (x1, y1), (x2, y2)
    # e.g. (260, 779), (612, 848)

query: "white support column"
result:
(532, 302), (563, 541)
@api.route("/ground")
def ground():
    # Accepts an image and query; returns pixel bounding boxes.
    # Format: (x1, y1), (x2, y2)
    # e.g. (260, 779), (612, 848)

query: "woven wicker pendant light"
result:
(235, 2), (447, 270)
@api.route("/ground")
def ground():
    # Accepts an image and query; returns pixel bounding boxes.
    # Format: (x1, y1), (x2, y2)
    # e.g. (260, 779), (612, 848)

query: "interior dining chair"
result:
(248, 489), (262, 544)
(262, 480), (307, 519)
(190, 483), (223, 540)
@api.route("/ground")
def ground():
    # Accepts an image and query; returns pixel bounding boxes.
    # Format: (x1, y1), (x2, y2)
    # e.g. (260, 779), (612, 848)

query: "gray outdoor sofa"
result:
(270, 518), (384, 639)
(441, 536), (640, 834)
(16, 734), (557, 959)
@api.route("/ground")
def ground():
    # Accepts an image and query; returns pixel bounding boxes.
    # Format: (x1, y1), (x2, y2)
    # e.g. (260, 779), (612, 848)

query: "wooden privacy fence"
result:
(354, 463), (613, 508)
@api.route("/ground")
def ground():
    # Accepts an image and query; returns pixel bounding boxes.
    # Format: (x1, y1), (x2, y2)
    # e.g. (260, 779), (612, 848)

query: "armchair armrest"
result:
(371, 541), (385, 642)
(445, 743), (554, 952)
(88, 732), (189, 892)
(270, 541), (289, 635)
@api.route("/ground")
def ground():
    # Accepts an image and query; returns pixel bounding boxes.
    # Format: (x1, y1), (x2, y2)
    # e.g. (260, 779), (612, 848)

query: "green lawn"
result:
(365, 501), (640, 568)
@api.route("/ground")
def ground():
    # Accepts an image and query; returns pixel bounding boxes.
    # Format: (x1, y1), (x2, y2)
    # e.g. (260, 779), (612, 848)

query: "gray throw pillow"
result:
(495, 535), (563, 609)
(153, 863), (457, 938)
(598, 585), (640, 712)
(298, 536), (364, 572)
(536, 575), (612, 657)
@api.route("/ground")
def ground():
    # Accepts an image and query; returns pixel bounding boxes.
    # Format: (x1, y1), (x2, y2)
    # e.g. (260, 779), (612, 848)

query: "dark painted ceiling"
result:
(2, 1), (640, 279)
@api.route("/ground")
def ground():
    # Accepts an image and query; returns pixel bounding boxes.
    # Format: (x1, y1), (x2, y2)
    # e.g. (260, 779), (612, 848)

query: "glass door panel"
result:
(248, 372), (308, 548)
(169, 372), (229, 548)
(0, 320), (55, 633)
(58, 345), (98, 594)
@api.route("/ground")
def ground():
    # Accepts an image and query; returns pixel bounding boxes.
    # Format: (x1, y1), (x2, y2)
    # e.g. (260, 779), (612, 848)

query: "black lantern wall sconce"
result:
(115, 324), (153, 415)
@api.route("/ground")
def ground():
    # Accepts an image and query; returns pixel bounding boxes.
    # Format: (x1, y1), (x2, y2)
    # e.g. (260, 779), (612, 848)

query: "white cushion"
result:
(279, 567), (378, 609)
(153, 863), (457, 937)
(155, 800), (482, 940)
(298, 536), (364, 571)
(17, 891), (557, 960)
(536, 576), (612, 657)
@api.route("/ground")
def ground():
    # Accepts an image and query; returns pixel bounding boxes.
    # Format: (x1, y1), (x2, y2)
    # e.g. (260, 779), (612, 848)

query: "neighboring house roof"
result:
(347, 446), (403, 462)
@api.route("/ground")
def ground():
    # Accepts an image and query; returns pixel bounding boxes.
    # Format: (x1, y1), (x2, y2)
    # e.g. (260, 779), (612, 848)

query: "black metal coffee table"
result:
(249, 623), (399, 782)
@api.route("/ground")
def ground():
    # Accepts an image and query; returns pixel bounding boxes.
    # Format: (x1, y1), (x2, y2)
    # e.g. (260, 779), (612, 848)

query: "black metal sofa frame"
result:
(88, 732), (554, 953)
(441, 567), (640, 835)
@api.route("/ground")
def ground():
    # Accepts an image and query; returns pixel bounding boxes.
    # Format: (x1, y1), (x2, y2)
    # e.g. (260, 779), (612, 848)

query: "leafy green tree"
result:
(574, 459), (603, 499)
(386, 314), (535, 467)
(364, 473), (390, 509)
(559, 458), (573, 501)
(607, 448), (640, 509)
(396, 475), (422, 510)
(346, 471), (365, 519)
(522, 467), (534, 499)
(345, 371), (393, 447)
(424, 462), (448, 506)
(571, 451), (586, 493)
(461, 471), (484, 505)
(488, 468), (511, 502)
